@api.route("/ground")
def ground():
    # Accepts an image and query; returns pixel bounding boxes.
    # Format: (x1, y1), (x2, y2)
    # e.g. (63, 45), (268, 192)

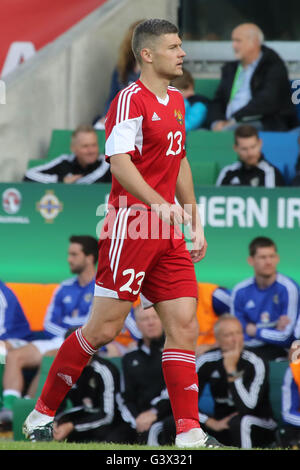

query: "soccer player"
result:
(23, 19), (221, 448)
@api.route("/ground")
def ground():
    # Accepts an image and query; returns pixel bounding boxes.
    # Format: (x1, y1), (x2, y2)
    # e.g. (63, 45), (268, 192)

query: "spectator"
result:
(53, 328), (122, 443)
(196, 283), (231, 355)
(0, 280), (34, 355)
(231, 237), (300, 361)
(216, 125), (285, 187)
(209, 23), (298, 132)
(0, 235), (98, 428)
(171, 68), (209, 131)
(111, 305), (174, 446)
(196, 314), (277, 448)
(23, 125), (111, 184)
(93, 21), (142, 129)
(278, 340), (300, 449)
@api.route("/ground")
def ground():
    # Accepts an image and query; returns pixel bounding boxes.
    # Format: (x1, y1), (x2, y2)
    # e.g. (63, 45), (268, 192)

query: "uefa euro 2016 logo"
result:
(174, 109), (183, 125)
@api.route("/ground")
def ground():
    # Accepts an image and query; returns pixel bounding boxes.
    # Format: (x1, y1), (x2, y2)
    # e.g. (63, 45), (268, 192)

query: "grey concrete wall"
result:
(0, 0), (178, 182)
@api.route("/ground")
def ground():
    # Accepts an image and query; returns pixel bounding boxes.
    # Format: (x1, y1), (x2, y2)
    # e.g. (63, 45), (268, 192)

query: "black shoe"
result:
(203, 434), (225, 448)
(23, 420), (53, 442)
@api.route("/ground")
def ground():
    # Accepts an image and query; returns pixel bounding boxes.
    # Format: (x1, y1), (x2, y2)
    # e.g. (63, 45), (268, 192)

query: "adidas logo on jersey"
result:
(151, 112), (161, 121)
(246, 300), (255, 309)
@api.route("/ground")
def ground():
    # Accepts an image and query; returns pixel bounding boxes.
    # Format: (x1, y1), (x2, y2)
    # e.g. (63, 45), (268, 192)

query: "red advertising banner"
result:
(0, 0), (107, 78)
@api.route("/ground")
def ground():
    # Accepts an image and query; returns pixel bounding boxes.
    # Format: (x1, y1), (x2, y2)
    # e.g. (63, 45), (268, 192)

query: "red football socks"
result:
(35, 328), (97, 416)
(162, 348), (200, 434)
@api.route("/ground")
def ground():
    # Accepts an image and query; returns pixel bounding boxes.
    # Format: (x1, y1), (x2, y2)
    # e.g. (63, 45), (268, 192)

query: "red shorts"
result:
(95, 207), (198, 305)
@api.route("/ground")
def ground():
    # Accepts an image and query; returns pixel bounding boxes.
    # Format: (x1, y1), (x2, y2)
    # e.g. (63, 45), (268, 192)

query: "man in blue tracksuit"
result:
(231, 236), (300, 361)
(0, 235), (98, 428)
(0, 280), (33, 350)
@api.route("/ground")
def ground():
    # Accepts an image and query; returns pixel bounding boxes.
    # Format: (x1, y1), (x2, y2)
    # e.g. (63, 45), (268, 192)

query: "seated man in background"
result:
(278, 340), (300, 449)
(231, 237), (300, 361)
(196, 314), (277, 448)
(209, 23), (298, 132)
(0, 235), (98, 429)
(23, 125), (111, 184)
(171, 68), (209, 131)
(53, 328), (123, 443)
(111, 305), (174, 446)
(216, 125), (285, 187)
(0, 280), (34, 355)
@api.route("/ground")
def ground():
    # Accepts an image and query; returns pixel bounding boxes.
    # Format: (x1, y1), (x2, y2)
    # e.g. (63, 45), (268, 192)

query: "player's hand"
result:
(189, 223), (207, 263)
(63, 174), (83, 184)
(155, 203), (191, 226)
(223, 341), (242, 373)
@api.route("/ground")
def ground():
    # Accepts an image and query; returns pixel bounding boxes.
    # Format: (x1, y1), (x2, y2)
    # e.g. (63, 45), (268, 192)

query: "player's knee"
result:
(166, 314), (199, 348)
(83, 323), (122, 349)
(179, 315), (199, 346)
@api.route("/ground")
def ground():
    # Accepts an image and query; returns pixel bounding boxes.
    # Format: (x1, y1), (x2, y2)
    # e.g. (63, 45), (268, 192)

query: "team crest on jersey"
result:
(273, 294), (279, 304)
(260, 311), (270, 323)
(84, 293), (93, 303)
(174, 109), (183, 125)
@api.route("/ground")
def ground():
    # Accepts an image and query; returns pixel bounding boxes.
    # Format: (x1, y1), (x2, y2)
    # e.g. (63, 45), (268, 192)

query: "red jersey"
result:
(105, 79), (186, 209)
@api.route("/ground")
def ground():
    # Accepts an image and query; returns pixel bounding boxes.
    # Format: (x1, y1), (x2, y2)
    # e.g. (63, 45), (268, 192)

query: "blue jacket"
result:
(0, 280), (33, 341)
(231, 273), (300, 348)
(43, 277), (94, 339)
(184, 95), (208, 131)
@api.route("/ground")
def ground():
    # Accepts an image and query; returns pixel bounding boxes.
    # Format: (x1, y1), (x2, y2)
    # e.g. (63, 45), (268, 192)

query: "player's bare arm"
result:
(110, 153), (191, 226)
(175, 156), (207, 262)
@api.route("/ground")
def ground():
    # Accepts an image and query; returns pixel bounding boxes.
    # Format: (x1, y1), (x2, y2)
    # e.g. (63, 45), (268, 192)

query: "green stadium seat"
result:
(194, 79), (220, 100)
(106, 356), (122, 372)
(186, 130), (237, 176)
(47, 129), (105, 159)
(188, 160), (219, 185)
(186, 129), (235, 150)
(12, 398), (36, 441)
(26, 158), (53, 169)
(269, 360), (288, 426)
(12, 356), (54, 441)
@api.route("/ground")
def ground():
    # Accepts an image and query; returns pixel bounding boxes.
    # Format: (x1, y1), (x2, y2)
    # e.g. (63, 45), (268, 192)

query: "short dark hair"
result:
(234, 124), (259, 145)
(69, 235), (98, 264)
(132, 18), (179, 64)
(249, 236), (277, 256)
